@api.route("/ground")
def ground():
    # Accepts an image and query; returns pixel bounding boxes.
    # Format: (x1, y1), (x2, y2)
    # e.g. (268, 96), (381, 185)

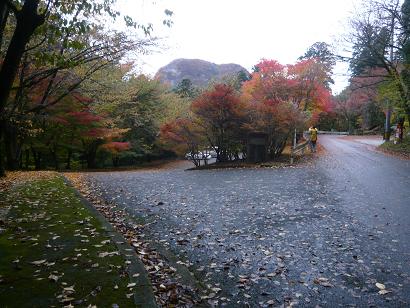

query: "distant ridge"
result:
(155, 58), (249, 88)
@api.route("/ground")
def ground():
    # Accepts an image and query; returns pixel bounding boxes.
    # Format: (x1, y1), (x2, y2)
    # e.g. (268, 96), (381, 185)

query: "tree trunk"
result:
(384, 108), (392, 141)
(85, 140), (103, 169)
(112, 155), (119, 167)
(18, 151), (23, 169)
(0, 2), (9, 50)
(31, 146), (42, 170)
(4, 124), (20, 170)
(86, 149), (97, 169)
(0, 2), (44, 171)
(24, 149), (30, 169)
(0, 125), (5, 177)
(0, 0), (44, 113)
(50, 146), (59, 170)
(65, 148), (72, 169)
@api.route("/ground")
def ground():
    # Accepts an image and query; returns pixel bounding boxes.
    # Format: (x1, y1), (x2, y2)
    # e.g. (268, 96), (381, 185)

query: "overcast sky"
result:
(118, 0), (362, 94)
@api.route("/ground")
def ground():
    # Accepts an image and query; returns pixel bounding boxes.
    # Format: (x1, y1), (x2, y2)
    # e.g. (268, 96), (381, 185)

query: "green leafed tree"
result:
(299, 41), (336, 88)
(347, 0), (410, 134)
(82, 64), (190, 164)
(0, 0), (172, 175)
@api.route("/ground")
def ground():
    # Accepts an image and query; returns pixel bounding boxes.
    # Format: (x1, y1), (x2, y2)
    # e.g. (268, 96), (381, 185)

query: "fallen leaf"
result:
(48, 274), (59, 282)
(375, 283), (385, 290)
(31, 260), (47, 266)
(63, 286), (75, 294)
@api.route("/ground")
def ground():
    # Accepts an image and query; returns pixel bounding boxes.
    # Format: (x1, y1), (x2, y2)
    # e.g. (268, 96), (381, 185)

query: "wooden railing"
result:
(290, 141), (310, 164)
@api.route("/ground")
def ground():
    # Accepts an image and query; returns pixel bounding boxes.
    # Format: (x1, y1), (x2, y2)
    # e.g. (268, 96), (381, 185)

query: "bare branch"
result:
(24, 34), (47, 52)
(28, 57), (121, 113)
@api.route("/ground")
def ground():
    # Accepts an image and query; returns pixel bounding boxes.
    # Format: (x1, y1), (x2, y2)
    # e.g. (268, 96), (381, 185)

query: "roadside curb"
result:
(62, 175), (157, 308)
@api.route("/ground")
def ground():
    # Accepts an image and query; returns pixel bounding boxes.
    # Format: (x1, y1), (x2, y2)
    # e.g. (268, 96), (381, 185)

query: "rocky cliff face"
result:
(155, 58), (249, 88)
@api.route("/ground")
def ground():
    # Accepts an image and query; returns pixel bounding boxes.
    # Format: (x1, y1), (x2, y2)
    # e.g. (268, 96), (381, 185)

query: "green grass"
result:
(379, 136), (410, 157)
(0, 176), (134, 307)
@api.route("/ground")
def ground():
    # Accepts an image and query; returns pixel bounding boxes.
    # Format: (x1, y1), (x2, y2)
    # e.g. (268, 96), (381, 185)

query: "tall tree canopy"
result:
(299, 41), (336, 87)
(348, 0), (410, 119)
(0, 0), (172, 175)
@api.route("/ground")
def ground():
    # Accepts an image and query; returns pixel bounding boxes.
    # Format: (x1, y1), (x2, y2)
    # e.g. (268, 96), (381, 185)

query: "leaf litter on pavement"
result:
(65, 172), (204, 307)
(72, 167), (410, 307)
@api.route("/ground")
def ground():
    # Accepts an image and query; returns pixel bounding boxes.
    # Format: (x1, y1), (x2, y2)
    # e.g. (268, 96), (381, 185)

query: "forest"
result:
(0, 0), (409, 175)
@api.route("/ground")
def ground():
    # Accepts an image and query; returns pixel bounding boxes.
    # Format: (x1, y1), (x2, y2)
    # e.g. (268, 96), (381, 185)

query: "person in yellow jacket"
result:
(309, 126), (318, 152)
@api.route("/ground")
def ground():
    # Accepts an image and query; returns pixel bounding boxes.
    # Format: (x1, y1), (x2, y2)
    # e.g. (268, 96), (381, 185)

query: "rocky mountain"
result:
(155, 58), (249, 88)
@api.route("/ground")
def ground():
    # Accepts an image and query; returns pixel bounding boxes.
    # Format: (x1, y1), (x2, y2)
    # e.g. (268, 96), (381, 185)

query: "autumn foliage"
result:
(161, 59), (333, 162)
(160, 118), (202, 155)
(191, 84), (248, 161)
(243, 59), (331, 113)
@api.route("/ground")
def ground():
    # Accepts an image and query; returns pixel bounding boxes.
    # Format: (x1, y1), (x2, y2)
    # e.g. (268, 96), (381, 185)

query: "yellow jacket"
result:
(309, 127), (318, 141)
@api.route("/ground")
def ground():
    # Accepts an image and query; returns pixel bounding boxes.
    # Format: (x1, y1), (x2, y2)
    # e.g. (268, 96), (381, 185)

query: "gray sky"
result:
(118, 0), (361, 94)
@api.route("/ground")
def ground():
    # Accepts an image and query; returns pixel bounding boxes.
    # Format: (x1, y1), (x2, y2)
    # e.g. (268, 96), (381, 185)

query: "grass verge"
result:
(378, 136), (410, 159)
(0, 175), (135, 307)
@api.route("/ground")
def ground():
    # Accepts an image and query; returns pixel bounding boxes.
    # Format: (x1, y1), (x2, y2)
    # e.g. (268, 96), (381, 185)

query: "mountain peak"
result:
(155, 58), (249, 88)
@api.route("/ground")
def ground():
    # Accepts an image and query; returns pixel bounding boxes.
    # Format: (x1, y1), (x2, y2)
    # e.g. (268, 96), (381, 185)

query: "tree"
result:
(81, 64), (190, 164)
(159, 118), (203, 167)
(299, 41), (336, 87)
(160, 60), (332, 163)
(0, 1), (173, 175)
(101, 142), (131, 167)
(0, 0), (160, 111)
(243, 59), (331, 113)
(0, 0), (114, 175)
(191, 84), (248, 162)
(332, 71), (386, 133)
(241, 58), (332, 157)
(173, 78), (199, 99)
(289, 59), (333, 113)
(334, 89), (365, 133)
(106, 74), (186, 161)
(0, 0), (172, 175)
(347, 0), (410, 139)
(246, 101), (305, 158)
(218, 70), (251, 91)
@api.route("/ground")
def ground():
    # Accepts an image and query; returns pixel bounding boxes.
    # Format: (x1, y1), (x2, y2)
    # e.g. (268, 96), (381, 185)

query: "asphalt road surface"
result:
(87, 135), (410, 307)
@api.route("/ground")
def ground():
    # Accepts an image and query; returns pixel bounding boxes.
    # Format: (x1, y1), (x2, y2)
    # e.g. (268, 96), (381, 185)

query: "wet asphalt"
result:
(86, 135), (410, 307)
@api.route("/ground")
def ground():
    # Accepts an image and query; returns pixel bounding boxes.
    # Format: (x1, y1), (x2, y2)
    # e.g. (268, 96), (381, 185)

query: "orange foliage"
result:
(243, 59), (332, 117)
(160, 118), (202, 155)
(101, 142), (131, 154)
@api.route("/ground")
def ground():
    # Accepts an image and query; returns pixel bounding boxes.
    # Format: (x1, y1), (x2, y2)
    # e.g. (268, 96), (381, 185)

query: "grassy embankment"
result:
(0, 174), (135, 307)
(379, 136), (410, 159)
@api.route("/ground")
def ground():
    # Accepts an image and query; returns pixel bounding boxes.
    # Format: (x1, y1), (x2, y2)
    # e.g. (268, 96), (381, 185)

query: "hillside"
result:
(155, 58), (249, 88)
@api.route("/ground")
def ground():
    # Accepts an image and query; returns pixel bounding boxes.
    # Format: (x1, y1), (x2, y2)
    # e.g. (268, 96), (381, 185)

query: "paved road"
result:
(87, 136), (410, 307)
